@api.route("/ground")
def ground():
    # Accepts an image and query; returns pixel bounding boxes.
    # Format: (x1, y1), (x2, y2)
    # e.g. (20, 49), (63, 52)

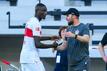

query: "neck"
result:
(73, 19), (80, 26)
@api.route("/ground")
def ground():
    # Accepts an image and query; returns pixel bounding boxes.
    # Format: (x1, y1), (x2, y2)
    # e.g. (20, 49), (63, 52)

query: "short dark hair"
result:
(58, 26), (67, 38)
(35, 3), (47, 12)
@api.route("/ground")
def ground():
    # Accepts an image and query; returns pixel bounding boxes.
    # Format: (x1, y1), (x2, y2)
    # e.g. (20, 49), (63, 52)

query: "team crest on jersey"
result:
(75, 30), (79, 35)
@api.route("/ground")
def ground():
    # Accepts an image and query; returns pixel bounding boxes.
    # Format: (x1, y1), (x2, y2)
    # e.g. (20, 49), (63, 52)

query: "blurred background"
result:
(0, 0), (107, 71)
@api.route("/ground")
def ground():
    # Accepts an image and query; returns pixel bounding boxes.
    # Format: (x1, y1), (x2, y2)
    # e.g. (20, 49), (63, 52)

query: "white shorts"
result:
(21, 61), (45, 71)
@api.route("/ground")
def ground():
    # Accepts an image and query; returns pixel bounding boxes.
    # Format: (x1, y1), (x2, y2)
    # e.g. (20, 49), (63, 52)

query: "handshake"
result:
(52, 39), (67, 51)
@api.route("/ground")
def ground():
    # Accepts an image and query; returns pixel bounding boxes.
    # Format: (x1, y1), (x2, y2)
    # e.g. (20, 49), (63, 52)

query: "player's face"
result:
(38, 7), (47, 19)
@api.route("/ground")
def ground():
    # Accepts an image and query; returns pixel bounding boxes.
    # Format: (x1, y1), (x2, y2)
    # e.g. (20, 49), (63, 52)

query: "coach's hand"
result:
(65, 32), (75, 38)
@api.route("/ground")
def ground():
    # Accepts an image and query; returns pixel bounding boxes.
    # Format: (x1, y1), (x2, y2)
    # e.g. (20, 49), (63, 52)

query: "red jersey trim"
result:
(24, 28), (33, 37)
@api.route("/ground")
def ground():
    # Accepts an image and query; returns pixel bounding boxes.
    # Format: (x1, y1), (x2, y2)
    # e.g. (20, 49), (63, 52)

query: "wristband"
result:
(75, 34), (78, 39)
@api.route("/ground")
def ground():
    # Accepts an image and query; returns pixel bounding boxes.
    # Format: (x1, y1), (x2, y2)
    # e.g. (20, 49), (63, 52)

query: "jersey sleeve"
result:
(32, 23), (41, 36)
(25, 18), (41, 37)
(101, 33), (107, 46)
(82, 25), (90, 36)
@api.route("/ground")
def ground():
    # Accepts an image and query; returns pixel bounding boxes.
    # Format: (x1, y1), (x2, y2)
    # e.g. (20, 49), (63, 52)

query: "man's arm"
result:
(65, 25), (90, 43)
(98, 33), (107, 62)
(75, 35), (90, 43)
(65, 32), (90, 43)
(76, 25), (90, 43)
(39, 36), (59, 41)
(98, 43), (106, 57)
(57, 40), (67, 50)
(34, 36), (58, 49)
(98, 43), (107, 62)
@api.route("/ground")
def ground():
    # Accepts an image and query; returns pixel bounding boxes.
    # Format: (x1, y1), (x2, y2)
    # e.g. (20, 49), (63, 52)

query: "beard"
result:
(68, 21), (74, 26)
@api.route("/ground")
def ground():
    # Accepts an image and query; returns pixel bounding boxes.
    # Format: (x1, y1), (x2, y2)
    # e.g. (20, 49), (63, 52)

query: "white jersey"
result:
(20, 17), (42, 63)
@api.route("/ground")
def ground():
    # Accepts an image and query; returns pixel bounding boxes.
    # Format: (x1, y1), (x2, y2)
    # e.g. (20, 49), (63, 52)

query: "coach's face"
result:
(66, 14), (74, 25)
(37, 6), (47, 20)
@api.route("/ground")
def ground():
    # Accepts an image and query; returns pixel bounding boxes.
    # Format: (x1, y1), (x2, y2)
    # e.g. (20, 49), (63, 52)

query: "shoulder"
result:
(26, 17), (40, 26)
(80, 23), (89, 29)
(80, 23), (87, 27)
(27, 17), (39, 24)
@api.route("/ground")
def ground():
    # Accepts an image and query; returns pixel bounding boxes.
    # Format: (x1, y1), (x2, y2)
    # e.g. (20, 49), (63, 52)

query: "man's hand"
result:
(65, 32), (75, 38)
(52, 41), (59, 48)
(57, 41), (67, 51)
